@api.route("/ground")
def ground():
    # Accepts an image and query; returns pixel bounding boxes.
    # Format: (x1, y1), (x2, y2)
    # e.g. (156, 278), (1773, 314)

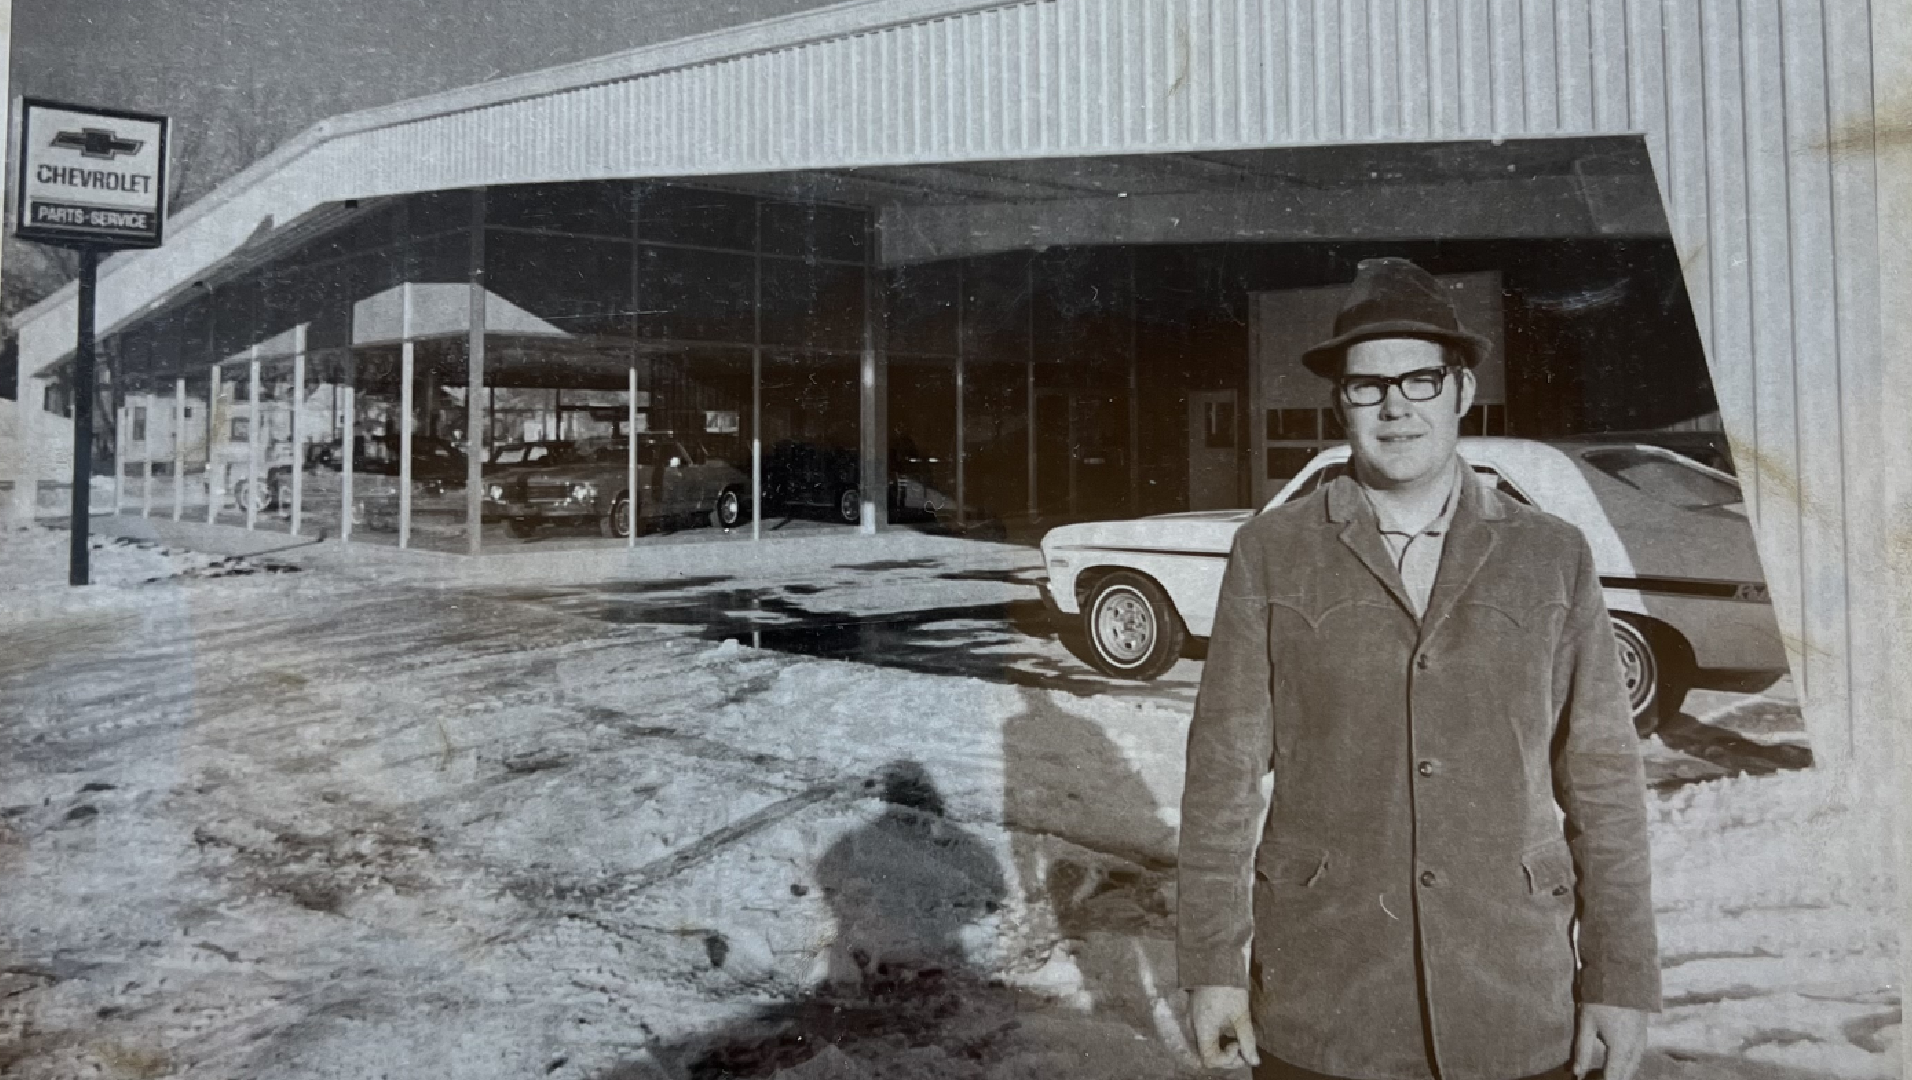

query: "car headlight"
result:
(486, 483), (505, 501)
(570, 483), (597, 501)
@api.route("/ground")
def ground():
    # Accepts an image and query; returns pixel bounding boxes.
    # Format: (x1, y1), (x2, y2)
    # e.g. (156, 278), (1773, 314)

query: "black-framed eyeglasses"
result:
(1337, 365), (1457, 407)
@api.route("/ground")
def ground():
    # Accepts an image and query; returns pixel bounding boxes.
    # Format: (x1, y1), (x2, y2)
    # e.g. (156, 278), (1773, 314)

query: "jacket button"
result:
(1415, 654), (1430, 671)
(1417, 760), (1436, 777)
(1419, 870), (1437, 887)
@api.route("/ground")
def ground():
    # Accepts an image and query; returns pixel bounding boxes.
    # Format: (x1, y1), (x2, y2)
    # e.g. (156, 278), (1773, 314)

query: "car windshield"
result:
(566, 440), (666, 466)
(1579, 447), (1744, 514)
(495, 445), (558, 465)
(1291, 463), (1348, 499)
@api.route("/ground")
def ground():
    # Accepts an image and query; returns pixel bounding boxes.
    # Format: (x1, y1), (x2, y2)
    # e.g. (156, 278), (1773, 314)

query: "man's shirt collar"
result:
(1365, 458), (1464, 541)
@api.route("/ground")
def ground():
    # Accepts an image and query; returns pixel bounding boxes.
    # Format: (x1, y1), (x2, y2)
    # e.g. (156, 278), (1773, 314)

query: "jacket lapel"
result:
(1325, 475), (1417, 619)
(1418, 467), (1503, 640)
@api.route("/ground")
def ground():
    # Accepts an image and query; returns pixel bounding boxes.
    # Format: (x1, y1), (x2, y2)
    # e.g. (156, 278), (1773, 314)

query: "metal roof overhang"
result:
(14, 0), (1691, 380)
(25, 134), (1667, 382)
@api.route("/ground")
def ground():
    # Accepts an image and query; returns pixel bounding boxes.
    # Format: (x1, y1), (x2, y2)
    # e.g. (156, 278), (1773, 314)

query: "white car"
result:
(1039, 438), (1789, 734)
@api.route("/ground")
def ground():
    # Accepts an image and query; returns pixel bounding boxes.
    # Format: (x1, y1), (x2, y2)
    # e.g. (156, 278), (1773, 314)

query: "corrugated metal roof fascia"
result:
(9, 0), (1029, 334)
(330, 0), (1025, 136)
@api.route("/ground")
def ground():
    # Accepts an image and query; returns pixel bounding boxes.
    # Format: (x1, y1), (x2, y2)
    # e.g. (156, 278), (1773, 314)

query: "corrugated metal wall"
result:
(16, 0), (1885, 765)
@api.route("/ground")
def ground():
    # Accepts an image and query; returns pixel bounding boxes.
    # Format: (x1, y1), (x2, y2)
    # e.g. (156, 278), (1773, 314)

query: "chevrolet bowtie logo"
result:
(51, 127), (144, 160)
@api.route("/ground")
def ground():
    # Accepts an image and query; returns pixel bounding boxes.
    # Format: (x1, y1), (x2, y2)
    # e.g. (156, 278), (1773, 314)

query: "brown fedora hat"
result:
(1300, 257), (1493, 378)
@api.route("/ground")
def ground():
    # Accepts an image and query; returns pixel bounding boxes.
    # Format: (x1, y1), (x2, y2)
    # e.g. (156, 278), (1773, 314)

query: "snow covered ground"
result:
(0, 523), (1898, 1079)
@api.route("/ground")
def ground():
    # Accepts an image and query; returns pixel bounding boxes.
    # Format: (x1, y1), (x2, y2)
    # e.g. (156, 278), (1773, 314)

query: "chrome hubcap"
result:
(1095, 589), (1155, 665)
(1613, 623), (1654, 713)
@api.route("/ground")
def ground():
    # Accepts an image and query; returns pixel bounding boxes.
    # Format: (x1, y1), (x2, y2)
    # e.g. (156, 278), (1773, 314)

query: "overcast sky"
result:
(10, 0), (847, 204)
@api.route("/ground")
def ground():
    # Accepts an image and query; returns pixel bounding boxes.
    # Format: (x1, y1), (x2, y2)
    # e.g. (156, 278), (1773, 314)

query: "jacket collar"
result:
(1322, 457), (1505, 629)
(1323, 456), (1509, 525)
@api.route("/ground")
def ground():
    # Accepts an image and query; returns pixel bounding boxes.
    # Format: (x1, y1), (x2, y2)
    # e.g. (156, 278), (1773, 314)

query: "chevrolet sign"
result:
(15, 98), (170, 248)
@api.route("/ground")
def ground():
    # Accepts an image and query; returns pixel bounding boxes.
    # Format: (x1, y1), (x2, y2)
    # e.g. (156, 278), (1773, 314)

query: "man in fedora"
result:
(1178, 258), (1658, 1080)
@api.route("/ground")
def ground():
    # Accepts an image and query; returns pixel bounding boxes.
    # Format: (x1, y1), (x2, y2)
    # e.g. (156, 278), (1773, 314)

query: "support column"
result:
(466, 194), (487, 556)
(245, 346), (261, 531)
(751, 200), (763, 542)
(205, 362), (221, 524)
(340, 354), (356, 544)
(291, 326), (307, 536)
(399, 283), (415, 550)
(172, 376), (185, 521)
(954, 263), (966, 529)
(627, 365), (638, 550)
(141, 392), (153, 518)
(751, 349), (762, 541)
(112, 401), (125, 516)
(1128, 248), (1140, 515)
(1026, 258), (1038, 517)
(630, 180), (647, 549)
(858, 252), (887, 535)
(1067, 398), (1079, 517)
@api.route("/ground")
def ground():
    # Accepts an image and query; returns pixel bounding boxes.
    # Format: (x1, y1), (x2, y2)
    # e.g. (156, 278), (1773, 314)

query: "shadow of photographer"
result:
(600, 762), (1021, 1080)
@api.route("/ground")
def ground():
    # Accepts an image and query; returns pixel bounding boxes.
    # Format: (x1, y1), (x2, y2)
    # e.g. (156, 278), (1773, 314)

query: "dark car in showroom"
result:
(761, 438), (959, 525)
(307, 433), (472, 484)
(489, 435), (749, 539)
(265, 433), (471, 527)
(299, 434), (471, 529)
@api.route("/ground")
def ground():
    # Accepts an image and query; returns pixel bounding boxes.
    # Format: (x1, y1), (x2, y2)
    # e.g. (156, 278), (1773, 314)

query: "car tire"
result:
(232, 478), (276, 514)
(1612, 614), (1689, 737)
(505, 517), (539, 539)
(835, 486), (861, 525)
(711, 487), (746, 530)
(601, 493), (637, 539)
(1082, 571), (1187, 680)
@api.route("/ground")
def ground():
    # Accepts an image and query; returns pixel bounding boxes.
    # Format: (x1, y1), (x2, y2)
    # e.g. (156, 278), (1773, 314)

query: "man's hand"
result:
(1188, 985), (1259, 1070)
(1572, 1003), (1648, 1080)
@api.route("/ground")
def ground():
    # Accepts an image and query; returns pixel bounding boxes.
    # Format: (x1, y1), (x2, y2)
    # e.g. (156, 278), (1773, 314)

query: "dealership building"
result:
(9, 0), (1903, 774)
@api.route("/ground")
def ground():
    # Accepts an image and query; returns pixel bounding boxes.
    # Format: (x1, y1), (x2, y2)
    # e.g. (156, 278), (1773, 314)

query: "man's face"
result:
(1337, 337), (1475, 490)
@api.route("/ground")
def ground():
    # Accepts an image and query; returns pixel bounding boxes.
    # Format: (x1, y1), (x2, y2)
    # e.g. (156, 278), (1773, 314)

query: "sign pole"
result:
(14, 98), (172, 584)
(68, 247), (99, 586)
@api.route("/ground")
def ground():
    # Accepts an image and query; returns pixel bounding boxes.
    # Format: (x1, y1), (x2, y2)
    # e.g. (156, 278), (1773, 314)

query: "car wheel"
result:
(1082, 571), (1187, 680)
(1612, 615), (1688, 737)
(505, 517), (539, 539)
(601, 493), (636, 539)
(710, 487), (746, 529)
(232, 478), (274, 513)
(835, 486), (861, 525)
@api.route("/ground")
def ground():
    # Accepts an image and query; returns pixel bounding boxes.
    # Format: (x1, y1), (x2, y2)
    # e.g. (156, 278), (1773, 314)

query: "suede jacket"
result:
(1177, 470), (1660, 1080)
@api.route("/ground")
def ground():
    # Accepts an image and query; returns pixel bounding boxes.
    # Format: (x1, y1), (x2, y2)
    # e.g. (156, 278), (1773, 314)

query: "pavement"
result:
(0, 518), (1858, 1080)
(81, 509), (1814, 790)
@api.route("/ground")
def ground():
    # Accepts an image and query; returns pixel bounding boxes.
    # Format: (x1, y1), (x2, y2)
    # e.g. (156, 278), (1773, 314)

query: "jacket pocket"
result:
(1521, 841), (1576, 899)
(1255, 843), (1329, 888)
